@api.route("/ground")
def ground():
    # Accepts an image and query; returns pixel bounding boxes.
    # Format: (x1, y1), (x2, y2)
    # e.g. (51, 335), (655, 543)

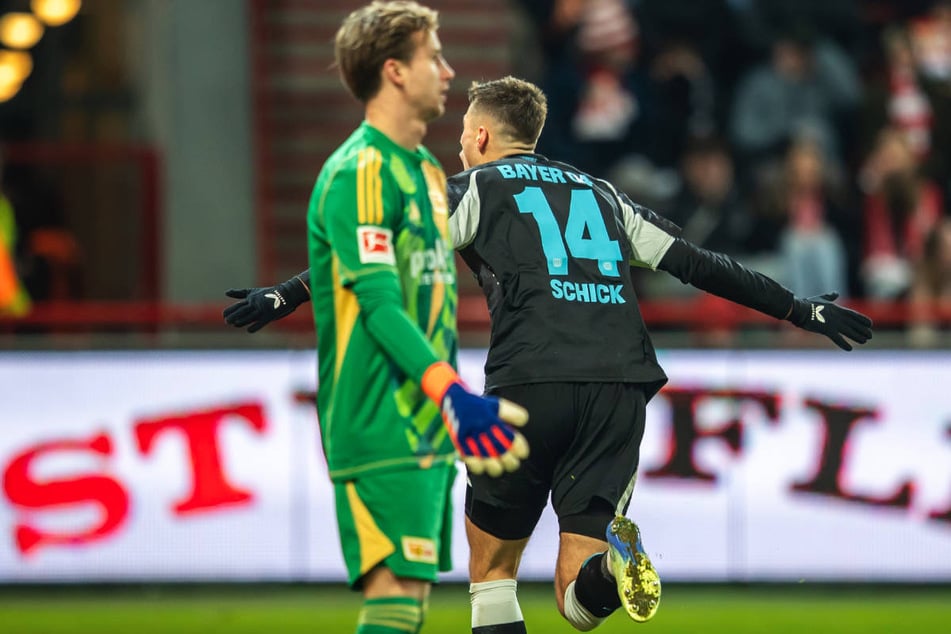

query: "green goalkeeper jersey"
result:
(307, 122), (458, 481)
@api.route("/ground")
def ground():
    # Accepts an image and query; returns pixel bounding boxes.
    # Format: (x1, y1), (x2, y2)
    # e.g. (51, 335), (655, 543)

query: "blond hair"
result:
(334, 1), (439, 102)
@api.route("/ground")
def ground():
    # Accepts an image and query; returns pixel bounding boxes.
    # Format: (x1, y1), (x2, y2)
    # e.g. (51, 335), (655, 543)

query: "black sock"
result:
(573, 552), (621, 617)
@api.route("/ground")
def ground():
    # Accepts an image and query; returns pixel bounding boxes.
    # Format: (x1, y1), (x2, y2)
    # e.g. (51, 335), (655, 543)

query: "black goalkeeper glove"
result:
(787, 292), (873, 351)
(223, 273), (311, 333)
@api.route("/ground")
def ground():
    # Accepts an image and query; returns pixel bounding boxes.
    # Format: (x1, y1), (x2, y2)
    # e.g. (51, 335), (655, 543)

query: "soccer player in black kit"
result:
(224, 77), (873, 633)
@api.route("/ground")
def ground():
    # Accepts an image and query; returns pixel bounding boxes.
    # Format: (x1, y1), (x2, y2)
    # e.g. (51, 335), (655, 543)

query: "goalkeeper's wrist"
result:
(422, 361), (460, 403)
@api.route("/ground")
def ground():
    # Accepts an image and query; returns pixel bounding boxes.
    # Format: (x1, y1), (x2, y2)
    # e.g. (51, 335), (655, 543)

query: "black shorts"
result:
(465, 382), (647, 541)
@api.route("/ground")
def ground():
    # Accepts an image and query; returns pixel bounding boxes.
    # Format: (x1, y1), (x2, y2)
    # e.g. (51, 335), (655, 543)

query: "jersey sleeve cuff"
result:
(422, 362), (460, 403)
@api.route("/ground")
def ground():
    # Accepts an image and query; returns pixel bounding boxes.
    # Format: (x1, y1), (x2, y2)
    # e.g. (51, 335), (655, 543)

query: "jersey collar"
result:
(360, 121), (427, 164)
(504, 152), (547, 161)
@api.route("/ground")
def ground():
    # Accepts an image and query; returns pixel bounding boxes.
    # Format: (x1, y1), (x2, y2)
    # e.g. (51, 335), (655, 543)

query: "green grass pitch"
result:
(1, 583), (948, 633)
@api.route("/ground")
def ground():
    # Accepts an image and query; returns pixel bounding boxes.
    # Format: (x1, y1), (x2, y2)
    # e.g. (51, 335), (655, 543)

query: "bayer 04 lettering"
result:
(514, 185), (626, 305)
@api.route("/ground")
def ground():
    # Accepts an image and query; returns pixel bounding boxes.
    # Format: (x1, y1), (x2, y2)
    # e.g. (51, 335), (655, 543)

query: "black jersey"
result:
(447, 154), (678, 393)
(447, 154), (798, 394)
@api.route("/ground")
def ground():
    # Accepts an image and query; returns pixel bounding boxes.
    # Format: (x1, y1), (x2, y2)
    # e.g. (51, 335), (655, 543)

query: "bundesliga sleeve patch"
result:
(357, 226), (396, 265)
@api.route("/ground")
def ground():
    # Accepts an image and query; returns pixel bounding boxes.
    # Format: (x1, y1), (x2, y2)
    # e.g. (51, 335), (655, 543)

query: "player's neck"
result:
(482, 145), (536, 164)
(365, 100), (427, 151)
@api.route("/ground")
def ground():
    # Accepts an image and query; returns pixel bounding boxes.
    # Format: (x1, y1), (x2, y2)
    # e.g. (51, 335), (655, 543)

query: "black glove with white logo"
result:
(787, 292), (873, 351)
(223, 272), (311, 333)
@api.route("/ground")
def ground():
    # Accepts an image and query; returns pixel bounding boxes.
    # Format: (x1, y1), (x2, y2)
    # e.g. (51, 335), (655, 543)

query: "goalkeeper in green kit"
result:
(221, 3), (529, 633)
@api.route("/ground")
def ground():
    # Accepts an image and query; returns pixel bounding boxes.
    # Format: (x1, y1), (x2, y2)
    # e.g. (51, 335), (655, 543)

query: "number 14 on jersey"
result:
(514, 186), (622, 278)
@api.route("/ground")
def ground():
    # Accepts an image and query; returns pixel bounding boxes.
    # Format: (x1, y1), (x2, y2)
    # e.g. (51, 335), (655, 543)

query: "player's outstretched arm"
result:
(223, 270), (311, 333)
(422, 361), (529, 477)
(657, 239), (873, 350)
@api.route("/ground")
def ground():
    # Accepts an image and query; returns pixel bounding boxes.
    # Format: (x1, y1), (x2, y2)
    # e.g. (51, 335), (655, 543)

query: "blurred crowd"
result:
(3, 0), (951, 345)
(512, 0), (951, 344)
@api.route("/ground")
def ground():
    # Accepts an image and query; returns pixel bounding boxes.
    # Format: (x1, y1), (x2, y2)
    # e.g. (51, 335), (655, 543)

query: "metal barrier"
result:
(2, 297), (948, 333)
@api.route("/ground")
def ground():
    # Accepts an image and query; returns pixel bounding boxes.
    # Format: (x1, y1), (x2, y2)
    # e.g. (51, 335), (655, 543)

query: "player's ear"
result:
(478, 126), (489, 153)
(382, 58), (405, 87)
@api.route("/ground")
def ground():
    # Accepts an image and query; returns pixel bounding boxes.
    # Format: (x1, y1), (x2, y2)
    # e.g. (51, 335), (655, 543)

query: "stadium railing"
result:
(2, 296), (948, 333)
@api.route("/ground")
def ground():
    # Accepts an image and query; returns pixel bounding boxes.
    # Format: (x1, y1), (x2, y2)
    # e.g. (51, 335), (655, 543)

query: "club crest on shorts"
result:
(357, 226), (396, 265)
(401, 536), (437, 564)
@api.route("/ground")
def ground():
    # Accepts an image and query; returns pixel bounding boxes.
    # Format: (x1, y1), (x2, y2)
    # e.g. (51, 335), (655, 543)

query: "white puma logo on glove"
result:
(265, 292), (283, 309)
(812, 305), (825, 324)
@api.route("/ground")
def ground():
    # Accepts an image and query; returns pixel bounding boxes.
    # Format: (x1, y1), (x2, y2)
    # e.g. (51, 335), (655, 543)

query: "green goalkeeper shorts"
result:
(334, 463), (456, 588)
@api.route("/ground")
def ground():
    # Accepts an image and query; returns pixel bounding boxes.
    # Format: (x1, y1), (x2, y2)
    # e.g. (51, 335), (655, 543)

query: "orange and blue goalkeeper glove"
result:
(422, 362), (529, 477)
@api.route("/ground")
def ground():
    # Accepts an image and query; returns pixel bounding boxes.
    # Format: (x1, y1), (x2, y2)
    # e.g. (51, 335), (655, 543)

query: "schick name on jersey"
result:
(550, 280), (626, 304)
(495, 163), (592, 186)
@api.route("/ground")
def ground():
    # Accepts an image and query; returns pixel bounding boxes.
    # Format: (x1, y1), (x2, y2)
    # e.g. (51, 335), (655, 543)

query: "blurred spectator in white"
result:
(756, 135), (853, 299)
(569, 0), (648, 173)
(514, 0), (654, 179)
(571, 0), (637, 143)
(907, 217), (951, 346)
(729, 23), (862, 180)
(860, 24), (951, 195)
(859, 126), (945, 299)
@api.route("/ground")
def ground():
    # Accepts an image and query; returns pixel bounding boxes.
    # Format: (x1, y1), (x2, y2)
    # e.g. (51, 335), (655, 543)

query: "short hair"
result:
(334, 1), (439, 102)
(467, 76), (547, 146)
